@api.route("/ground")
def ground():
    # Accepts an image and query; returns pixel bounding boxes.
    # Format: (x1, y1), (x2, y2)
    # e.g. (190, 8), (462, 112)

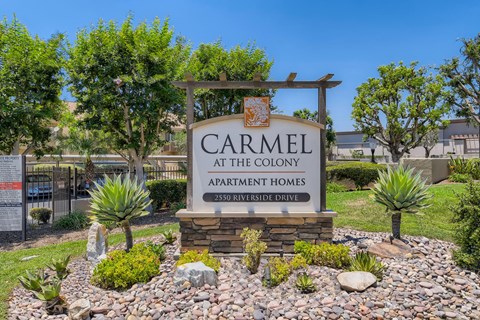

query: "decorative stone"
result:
(68, 298), (91, 320)
(337, 271), (377, 292)
(267, 217), (305, 225)
(367, 239), (411, 258)
(86, 222), (108, 265)
(193, 218), (220, 226)
(174, 262), (217, 287)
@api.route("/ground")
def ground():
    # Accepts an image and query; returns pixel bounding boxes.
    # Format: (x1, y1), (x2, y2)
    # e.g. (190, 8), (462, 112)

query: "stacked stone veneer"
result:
(179, 216), (333, 253)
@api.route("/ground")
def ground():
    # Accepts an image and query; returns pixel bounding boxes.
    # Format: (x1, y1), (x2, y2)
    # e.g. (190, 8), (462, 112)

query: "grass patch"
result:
(0, 223), (178, 319)
(328, 184), (464, 242)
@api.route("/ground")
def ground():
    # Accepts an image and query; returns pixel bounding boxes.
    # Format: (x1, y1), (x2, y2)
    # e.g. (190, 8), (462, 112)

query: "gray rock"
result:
(253, 309), (265, 320)
(86, 222), (108, 265)
(337, 271), (377, 292)
(174, 262), (217, 287)
(20, 255), (39, 261)
(68, 298), (91, 320)
(367, 239), (411, 258)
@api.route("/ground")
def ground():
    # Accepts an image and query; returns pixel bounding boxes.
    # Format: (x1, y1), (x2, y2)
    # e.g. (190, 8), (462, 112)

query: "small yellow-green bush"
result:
(29, 207), (52, 224)
(290, 254), (308, 270)
(240, 228), (267, 274)
(176, 250), (221, 272)
(263, 257), (292, 287)
(91, 243), (160, 290)
(294, 240), (350, 269)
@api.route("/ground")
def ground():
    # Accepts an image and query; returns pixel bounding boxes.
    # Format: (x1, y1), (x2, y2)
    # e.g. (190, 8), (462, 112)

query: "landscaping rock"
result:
(337, 271), (377, 292)
(367, 238), (411, 258)
(68, 298), (91, 320)
(173, 261), (217, 287)
(86, 222), (108, 265)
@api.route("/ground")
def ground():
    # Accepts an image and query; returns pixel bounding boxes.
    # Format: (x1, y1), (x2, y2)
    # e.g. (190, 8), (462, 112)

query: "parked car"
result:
(26, 174), (53, 198)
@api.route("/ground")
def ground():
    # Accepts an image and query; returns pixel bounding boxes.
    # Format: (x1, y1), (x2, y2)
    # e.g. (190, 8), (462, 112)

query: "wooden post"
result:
(186, 85), (194, 211)
(318, 87), (327, 211)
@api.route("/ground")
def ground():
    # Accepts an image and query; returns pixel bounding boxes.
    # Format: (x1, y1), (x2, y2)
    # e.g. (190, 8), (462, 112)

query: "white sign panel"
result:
(0, 156), (24, 231)
(192, 115), (321, 213)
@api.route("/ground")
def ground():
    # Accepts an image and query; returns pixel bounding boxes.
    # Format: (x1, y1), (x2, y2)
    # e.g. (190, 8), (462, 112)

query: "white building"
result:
(335, 119), (479, 162)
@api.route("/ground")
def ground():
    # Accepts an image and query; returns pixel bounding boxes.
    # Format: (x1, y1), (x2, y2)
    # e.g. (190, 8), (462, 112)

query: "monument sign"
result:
(0, 156), (26, 235)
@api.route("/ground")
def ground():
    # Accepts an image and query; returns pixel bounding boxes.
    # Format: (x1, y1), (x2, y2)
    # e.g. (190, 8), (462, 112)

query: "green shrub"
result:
(145, 241), (166, 261)
(29, 207), (52, 224)
(290, 254), (307, 270)
(177, 250), (221, 272)
(91, 243), (160, 290)
(170, 201), (186, 212)
(240, 228), (267, 274)
(326, 182), (348, 193)
(326, 162), (386, 189)
(295, 272), (317, 293)
(449, 173), (472, 183)
(53, 211), (89, 230)
(294, 240), (350, 268)
(146, 179), (187, 210)
(347, 251), (385, 280)
(263, 257), (292, 287)
(451, 181), (480, 272)
(449, 157), (480, 179)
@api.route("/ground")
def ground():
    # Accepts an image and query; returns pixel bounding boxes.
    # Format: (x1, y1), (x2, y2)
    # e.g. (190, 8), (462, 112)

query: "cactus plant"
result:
(46, 255), (70, 280)
(372, 165), (431, 239)
(295, 272), (317, 293)
(89, 175), (152, 251)
(347, 251), (385, 280)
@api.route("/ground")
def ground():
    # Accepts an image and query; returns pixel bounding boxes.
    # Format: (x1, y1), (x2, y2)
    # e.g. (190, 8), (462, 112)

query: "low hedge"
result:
(326, 162), (386, 189)
(146, 179), (187, 210)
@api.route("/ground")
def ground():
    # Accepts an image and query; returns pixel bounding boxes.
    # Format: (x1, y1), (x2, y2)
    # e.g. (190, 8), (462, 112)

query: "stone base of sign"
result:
(176, 210), (337, 254)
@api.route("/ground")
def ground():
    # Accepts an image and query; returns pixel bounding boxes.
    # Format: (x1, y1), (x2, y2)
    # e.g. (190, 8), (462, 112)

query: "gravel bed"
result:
(8, 228), (480, 320)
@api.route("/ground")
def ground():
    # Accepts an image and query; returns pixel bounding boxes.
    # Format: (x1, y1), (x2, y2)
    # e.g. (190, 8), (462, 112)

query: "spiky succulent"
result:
(89, 175), (152, 226)
(347, 251), (385, 280)
(18, 269), (47, 292)
(372, 165), (431, 213)
(161, 229), (177, 245)
(46, 255), (70, 280)
(33, 278), (62, 302)
(295, 273), (317, 293)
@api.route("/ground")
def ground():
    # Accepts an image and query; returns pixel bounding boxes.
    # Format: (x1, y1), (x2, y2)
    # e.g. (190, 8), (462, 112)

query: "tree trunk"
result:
(85, 156), (95, 184)
(133, 155), (153, 214)
(123, 221), (133, 252)
(391, 211), (402, 240)
(424, 147), (431, 159)
(390, 150), (403, 163)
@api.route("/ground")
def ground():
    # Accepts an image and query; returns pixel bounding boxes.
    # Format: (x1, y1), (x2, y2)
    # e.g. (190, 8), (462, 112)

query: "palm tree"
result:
(89, 175), (152, 251)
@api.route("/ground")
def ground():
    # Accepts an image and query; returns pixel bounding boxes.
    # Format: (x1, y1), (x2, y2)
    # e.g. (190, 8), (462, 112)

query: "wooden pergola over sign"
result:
(172, 72), (341, 213)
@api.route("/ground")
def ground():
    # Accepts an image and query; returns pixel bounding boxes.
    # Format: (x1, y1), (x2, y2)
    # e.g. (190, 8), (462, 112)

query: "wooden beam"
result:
(253, 73), (262, 81)
(318, 87), (327, 211)
(317, 74), (334, 82)
(185, 72), (194, 82)
(286, 72), (297, 82)
(219, 72), (227, 82)
(172, 80), (342, 90)
(186, 86), (194, 211)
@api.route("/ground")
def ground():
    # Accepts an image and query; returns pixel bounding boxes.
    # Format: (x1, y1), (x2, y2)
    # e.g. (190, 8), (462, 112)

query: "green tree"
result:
(352, 62), (449, 162)
(187, 41), (274, 120)
(292, 108), (336, 152)
(66, 16), (189, 182)
(421, 129), (439, 158)
(0, 18), (65, 156)
(440, 34), (480, 156)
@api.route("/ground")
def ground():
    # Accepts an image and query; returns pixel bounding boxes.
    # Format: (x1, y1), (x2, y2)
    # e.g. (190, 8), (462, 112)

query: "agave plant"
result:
(161, 229), (177, 245)
(295, 272), (317, 293)
(347, 251), (385, 280)
(89, 175), (152, 251)
(372, 165), (431, 239)
(33, 279), (66, 314)
(46, 255), (70, 280)
(18, 269), (47, 292)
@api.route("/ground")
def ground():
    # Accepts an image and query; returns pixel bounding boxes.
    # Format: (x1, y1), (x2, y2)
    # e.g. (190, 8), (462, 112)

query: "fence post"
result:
(73, 167), (77, 200)
(68, 167), (72, 214)
(51, 166), (55, 223)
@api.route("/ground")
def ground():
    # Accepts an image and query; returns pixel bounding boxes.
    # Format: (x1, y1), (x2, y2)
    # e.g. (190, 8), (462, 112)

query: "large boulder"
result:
(68, 298), (91, 320)
(367, 238), (412, 259)
(337, 271), (377, 292)
(174, 262), (217, 287)
(86, 222), (108, 265)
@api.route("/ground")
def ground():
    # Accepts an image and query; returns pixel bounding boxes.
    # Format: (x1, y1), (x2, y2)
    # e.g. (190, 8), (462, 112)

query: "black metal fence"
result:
(26, 164), (186, 220)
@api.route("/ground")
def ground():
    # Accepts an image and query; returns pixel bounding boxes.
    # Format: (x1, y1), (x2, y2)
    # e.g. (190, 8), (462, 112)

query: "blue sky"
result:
(2, 0), (480, 131)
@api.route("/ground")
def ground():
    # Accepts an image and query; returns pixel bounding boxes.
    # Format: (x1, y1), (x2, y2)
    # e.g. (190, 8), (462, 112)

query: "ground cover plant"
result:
(263, 257), (292, 287)
(0, 223), (179, 318)
(294, 241), (350, 268)
(53, 211), (89, 230)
